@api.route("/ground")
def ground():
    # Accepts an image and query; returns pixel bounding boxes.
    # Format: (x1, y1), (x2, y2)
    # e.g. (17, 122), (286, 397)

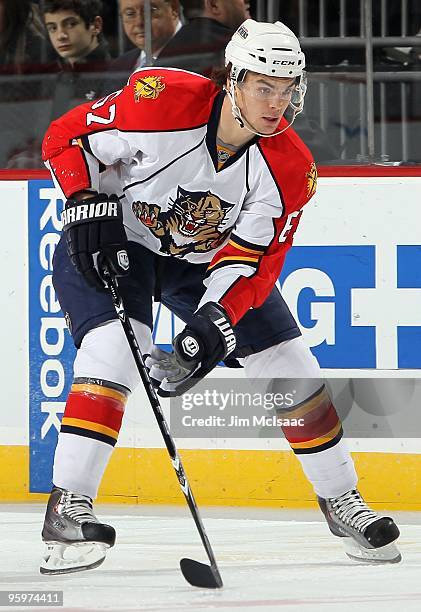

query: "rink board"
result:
(1, 168), (421, 506)
(2, 445), (421, 510)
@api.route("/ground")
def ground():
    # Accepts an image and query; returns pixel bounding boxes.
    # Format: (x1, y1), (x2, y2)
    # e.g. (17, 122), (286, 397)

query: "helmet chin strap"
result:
(226, 80), (294, 139)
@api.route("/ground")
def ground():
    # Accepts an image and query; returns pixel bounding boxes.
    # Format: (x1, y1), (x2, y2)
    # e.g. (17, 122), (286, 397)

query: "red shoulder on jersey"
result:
(42, 69), (220, 196)
(122, 68), (220, 131)
(259, 120), (318, 214)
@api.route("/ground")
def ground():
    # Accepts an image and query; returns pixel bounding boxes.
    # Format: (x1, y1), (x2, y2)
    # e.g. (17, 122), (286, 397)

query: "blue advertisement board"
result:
(28, 180), (421, 492)
(28, 180), (75, 493)
(280, 245), (376, 368)
(396, 245), (421, 368)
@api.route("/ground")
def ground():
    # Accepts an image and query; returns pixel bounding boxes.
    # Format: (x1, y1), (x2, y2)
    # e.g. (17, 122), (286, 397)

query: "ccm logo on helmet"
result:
(273, 60), (296, 65)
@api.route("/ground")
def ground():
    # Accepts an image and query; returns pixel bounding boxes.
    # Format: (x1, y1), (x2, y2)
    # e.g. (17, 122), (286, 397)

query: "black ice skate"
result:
(318, 489), (401, 564)
(40, 486), (116, 575)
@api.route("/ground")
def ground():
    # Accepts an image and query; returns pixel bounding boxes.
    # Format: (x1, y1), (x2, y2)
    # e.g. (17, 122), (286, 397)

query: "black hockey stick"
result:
(100, 262), (223, 589)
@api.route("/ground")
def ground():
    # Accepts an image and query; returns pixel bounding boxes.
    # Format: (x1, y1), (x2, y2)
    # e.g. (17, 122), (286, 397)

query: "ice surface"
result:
(0, 505), (420, 612)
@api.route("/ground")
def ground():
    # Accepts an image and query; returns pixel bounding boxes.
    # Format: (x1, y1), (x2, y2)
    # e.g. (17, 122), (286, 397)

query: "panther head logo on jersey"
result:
(134, 76), (165, 102)
(132, 187), (234, 258)
(170, 186), (233, 238)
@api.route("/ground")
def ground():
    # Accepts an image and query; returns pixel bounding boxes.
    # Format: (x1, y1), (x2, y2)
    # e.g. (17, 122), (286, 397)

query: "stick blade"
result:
(180, 558), (223, 589)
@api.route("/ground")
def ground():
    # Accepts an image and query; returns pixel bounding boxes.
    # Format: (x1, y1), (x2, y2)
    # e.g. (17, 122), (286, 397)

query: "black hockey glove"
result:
(157, 302), (236, 397)
(61, 193), (129, 290)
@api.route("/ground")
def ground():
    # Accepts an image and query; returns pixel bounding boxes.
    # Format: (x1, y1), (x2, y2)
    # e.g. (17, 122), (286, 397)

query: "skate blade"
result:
(343, 538), (402, 564)
(40, 541), (109, 575)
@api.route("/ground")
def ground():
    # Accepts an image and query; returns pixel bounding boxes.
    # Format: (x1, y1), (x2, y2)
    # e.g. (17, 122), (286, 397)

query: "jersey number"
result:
(278, 210), (302, 243)
(86, 90), (122, 127)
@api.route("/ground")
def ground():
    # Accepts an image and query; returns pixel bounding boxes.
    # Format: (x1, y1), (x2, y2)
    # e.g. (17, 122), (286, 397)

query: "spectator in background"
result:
(181, 0), (250, 30)
(42, 0), (110, 119)
(43, 0), (109, 69)
(109, 0), (181, 74)
(157, 0), (251, 75)
(6, 0), (110, 169)
(0, 0), (45, 74)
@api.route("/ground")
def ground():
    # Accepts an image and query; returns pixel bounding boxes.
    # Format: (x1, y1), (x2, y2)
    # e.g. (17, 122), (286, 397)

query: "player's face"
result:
(119, 0), (179, 53)
(235, 72), (297, 135)
(219, 0), (251, 30)
(44, 10), (100, 63)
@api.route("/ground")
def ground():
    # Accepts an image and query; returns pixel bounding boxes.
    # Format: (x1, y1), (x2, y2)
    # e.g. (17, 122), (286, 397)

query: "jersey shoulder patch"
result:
(119, 68), (220, 132)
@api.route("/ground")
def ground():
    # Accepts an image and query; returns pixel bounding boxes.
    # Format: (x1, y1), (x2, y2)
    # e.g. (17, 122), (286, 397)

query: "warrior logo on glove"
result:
(181, 336), (200, 358)
(62, 193), (129, 291)
(212, 316), (236, 353)
(61, 199), (119, 226)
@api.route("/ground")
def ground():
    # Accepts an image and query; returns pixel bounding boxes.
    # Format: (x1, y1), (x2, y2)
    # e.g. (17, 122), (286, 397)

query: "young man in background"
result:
(43, 0), (107, 68)
(42, 0), (110, 118)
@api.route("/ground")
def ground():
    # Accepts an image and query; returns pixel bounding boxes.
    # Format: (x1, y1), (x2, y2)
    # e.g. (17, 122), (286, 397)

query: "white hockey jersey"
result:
(43, 68), (317, 324)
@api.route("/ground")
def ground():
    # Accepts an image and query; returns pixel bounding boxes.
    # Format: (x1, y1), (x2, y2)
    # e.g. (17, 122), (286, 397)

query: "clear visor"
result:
(236, 73), (306, 107)
(291, 72), (307, 113)
(228, 70), (308, 138)
(237, 80), (296, 102)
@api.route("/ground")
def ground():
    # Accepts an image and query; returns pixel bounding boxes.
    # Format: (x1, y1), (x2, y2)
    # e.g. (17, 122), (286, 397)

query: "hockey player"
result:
(40, 19), (401, 574)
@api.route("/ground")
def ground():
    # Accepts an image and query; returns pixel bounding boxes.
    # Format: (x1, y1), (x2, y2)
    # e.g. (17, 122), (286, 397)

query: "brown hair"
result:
(211, 62), (231, 88)
(42, 0), (103, 27)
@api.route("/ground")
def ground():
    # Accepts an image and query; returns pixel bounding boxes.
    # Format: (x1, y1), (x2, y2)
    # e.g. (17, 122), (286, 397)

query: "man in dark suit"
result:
(101, 0), (181, 93)
(103, 0), (250, 95)
(157, 0), (251, 75)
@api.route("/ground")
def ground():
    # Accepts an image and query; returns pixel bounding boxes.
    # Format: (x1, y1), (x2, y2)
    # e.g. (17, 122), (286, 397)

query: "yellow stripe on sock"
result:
(289, 421), (341, 450)
(71, 383), (128, 404)
(61, 417), (119, 440)
(285, 387), (329, 420)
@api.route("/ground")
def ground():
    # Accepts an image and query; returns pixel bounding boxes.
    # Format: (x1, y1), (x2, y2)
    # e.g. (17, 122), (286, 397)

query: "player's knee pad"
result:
(244, 337), (325, 413)
(244, 336), (321, 379)
(73, 319), (153, 392)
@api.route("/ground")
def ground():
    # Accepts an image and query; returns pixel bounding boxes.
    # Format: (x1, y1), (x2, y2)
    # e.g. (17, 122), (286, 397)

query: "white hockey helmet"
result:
(225, 19), (305, 80)
(224, 20), (307, 138)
